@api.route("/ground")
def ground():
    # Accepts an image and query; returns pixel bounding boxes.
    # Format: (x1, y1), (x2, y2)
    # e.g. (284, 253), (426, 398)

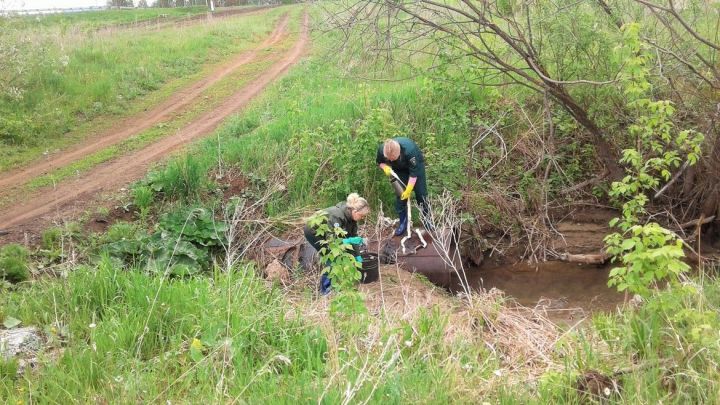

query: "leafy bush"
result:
(0, 244), (30, 283)
(100, 222), (147, 267)
(307, 212), (367, 320)
(288, 109), (390, 206)
(605, 23), (703, 297)
(157, 207), (227, 248)
(101, 207), (227, 276)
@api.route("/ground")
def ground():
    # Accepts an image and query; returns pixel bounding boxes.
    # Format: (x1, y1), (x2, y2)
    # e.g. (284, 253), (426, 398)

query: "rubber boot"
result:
(394, 200), (408, 236)
(319, 272), (332, 295)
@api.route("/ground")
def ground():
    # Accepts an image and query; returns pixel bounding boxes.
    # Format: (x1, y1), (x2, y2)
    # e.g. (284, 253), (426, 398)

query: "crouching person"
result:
(303, 193), (370, 295)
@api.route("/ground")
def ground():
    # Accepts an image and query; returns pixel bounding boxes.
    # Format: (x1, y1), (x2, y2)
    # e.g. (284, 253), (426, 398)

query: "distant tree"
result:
(138, 0), (149, 7)
(107, 0), (134, 6)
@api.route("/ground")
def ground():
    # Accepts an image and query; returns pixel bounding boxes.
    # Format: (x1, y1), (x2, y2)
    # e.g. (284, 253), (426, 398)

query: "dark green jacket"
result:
(376, 137), (425, 178)
(321, 202), (357, 237)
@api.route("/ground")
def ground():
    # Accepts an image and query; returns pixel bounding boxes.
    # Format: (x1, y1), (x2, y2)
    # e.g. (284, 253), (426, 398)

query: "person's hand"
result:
(400, 184), (414, 200)
(355, 255), (363, 263)
(382, 165), (392, 177)
(342, 236), (365, 245)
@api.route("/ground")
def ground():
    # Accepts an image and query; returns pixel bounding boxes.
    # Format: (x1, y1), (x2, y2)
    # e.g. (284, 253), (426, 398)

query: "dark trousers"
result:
(394, 170), (430, 229)
(303, 225), (323, 252)
(304, 225), (332, 293)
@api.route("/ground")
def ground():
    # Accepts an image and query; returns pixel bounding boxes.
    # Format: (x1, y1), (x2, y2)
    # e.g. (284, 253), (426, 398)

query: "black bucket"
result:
(359, 252), (379, 284)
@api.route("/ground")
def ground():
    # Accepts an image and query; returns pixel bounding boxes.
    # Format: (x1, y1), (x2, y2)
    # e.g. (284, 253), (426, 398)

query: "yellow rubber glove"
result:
(382, 165), (392, 176)
(400, 184), (414, 200)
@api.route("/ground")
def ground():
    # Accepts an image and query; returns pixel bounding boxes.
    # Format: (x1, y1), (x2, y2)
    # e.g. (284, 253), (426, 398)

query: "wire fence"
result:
(0, 6), (110, 16)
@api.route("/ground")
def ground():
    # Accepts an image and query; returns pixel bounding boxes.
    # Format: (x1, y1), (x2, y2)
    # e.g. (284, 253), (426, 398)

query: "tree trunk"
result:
(701, 132), (720, 242)
(546, 83), (624, 180)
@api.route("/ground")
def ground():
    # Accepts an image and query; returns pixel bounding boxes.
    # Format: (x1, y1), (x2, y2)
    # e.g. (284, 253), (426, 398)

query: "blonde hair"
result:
(383, 139), (400, 158)
(346, 193), (369, 212)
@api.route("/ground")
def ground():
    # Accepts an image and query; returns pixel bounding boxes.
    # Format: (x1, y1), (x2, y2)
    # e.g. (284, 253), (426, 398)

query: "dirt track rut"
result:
(0, 13), (289, 196)
(0, 13), (309, 232)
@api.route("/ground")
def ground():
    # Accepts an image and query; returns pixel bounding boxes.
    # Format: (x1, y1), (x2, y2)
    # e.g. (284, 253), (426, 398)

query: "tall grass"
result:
(0, 257), (328, 403)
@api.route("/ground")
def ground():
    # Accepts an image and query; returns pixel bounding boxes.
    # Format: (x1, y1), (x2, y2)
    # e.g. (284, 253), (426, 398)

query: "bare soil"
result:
(0, 13), (310, 241)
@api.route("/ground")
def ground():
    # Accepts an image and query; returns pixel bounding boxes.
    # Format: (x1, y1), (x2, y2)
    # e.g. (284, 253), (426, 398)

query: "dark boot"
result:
(395, 199), (408, 236)
(319, 272), (332, 295)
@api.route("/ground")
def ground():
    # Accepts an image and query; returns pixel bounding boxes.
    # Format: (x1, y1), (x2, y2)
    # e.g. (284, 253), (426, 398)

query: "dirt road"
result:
(0, 13), (289, 196)
(0, 12), (309, 235)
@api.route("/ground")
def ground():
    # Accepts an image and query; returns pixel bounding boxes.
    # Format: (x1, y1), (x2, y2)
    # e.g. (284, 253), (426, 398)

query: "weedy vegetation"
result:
(2, 1), (720, 403)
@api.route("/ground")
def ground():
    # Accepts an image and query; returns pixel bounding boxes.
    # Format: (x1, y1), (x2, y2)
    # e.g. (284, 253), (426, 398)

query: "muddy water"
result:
(452, 261), (625, 321)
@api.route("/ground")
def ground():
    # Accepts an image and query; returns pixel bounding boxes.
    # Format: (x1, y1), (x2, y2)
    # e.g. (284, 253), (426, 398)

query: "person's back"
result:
(323, 202), (358, 238)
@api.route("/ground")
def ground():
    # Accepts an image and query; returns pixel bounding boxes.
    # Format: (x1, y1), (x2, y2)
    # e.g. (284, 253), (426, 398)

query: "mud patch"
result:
(214, 169), (250, 201)
(84, 205), (137, 235)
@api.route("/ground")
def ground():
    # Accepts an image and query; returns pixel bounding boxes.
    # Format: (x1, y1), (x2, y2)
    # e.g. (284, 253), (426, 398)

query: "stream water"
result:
(451, 261), (626, 322)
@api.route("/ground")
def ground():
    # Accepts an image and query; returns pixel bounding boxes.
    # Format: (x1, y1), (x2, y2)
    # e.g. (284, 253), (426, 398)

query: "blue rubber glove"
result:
(342, 236), (364, 245)
(355, 255), (363, 263)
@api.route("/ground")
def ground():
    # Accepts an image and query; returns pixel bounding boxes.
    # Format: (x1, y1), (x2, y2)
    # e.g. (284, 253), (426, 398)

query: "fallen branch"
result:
(653, 161), (689, 200)
(560, 169), (610, 195)
(679, 215), (715, 230)
(558, 252), (610, 265)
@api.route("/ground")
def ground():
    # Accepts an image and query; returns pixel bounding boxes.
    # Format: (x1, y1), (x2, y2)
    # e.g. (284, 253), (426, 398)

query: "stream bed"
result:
(452, 261), (626, 322)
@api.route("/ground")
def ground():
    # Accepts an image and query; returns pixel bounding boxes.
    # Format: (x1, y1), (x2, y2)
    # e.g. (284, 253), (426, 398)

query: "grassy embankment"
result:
(2, 3), (720, 404)
(3, 6), (210, 30)
(0, 5), (294, 172)
(22, 9), (304, 193)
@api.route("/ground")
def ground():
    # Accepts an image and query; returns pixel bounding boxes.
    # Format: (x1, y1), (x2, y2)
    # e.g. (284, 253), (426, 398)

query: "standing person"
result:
(303, 193), (370, 294)
(376, 137), (429, 236)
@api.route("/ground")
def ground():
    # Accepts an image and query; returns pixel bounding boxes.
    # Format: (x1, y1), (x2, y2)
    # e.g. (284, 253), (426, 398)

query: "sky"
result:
(0, 0), (139, 10)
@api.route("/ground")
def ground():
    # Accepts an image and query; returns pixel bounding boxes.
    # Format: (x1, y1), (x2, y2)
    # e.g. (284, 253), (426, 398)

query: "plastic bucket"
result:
(359, 252), (379, 283)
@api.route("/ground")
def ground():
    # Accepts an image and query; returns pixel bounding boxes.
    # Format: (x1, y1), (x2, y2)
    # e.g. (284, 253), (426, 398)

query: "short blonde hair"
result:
(383, 139), (400, 159)
(346, 193), (369, 212)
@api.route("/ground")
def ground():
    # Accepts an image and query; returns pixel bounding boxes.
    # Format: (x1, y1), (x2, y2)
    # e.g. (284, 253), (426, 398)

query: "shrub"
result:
(0, 244), (30, 283)
(146, 154), (210, 201)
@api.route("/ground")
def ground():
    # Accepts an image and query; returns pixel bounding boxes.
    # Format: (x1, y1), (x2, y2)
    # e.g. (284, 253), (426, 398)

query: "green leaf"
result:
(621, 238), (636, 250)
(3, 316), (21, 329)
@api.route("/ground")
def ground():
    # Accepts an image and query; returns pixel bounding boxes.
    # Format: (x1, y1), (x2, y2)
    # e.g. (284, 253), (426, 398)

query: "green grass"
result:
(22, 55), (280, 192)
(2, 3), (720, 404)
(0, 8), (301, 200)
(0, 6), (296, 171)
(0, 257), (329, 403)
